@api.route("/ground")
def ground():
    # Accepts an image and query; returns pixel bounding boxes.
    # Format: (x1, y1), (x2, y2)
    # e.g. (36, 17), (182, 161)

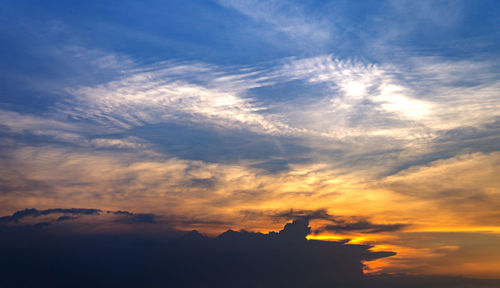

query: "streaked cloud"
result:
(63, 61), (291, 135)
(218, 0), (331, 49)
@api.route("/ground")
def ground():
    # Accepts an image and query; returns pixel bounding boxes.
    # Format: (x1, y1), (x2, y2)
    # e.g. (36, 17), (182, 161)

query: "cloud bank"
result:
(0, 212), (396, 288)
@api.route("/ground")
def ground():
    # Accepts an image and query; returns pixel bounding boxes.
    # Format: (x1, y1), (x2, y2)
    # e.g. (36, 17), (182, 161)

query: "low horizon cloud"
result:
(2, 208), (499, 287)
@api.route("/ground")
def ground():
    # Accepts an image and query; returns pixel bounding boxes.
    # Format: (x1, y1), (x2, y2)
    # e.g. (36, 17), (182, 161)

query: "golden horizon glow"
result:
(1, 148), (499, 277)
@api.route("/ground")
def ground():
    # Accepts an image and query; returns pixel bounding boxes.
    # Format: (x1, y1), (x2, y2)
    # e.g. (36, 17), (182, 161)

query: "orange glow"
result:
(1, 148), (499, 279)
(407, 226), (500, 233)
(306, 234), (345, 241)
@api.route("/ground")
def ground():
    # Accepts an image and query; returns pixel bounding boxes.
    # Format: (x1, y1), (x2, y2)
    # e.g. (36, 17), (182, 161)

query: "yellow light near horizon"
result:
(407, 226), (500, 233)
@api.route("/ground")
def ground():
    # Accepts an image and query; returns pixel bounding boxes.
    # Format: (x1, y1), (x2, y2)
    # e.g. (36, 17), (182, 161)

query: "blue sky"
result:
(1, 0), (500, 277)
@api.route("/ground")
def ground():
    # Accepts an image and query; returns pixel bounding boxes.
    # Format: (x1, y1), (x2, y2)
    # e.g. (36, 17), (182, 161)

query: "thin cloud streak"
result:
(218, 0), (331, 50)
(62, 61), (292, 135)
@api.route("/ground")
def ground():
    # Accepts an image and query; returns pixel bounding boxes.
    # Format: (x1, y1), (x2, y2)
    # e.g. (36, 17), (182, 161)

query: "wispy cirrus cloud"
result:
(218, 0), (331, 50)
(62, 61), (292, 135)
(3, 51), (499, 180)
(280, 54), (500, 131)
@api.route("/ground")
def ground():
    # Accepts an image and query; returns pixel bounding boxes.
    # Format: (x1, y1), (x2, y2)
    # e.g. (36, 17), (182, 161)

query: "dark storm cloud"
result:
(1, 211), (494, 287)
(0, 215), (396, 288)
(1, 209), (499, 287)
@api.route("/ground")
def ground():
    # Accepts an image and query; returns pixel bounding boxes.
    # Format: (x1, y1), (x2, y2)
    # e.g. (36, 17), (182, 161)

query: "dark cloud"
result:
(108, 210), (158, 224)
(273, 208), (333, 221)
(179, 217), (232, 226)
(0, 213), (397, 288)
(322, 220), (407, 234)
(56, 215), (78, 222)
(254, 208), (408, 234)
(0, 208), (102, 223)
(366, 274), (500, 288)
(0, 208), (161, 227)
(184, 177), (218, 189)
(0, 208), (498, 287)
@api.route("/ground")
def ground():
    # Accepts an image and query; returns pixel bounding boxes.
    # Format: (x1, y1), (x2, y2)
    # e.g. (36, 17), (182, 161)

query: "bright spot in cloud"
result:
(375, 84), (433, 120)
(341, 81), (366, 98)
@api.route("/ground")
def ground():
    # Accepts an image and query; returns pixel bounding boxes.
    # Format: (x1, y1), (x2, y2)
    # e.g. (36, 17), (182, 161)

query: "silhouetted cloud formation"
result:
(271, 208), (408, 234)
(0, 208), (160, 227)
(1, 208), (499, 287)
(323, 221), (407, 234)
(0, 209), (395, 287)
(0, 208), (101, 222)
(273, 208), (332, 221)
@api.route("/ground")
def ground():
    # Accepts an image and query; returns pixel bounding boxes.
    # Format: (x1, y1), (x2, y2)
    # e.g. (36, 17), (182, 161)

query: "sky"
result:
(1, 0), (500, 283)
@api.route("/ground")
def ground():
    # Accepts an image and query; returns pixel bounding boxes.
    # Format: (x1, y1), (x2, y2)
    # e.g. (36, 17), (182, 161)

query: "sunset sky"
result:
(1, 0), (500, 281)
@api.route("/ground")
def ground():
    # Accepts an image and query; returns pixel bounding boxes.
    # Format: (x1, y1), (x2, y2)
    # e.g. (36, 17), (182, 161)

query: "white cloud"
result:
(375, 83), (432, 120)
(218, 0), (330, 48)
(90, 137), (151, 150)
(3, 50), (499, 181)
(280, 54), (500, 133)
(276, 55), (436, 141)
(0, 110), (89, 143)
(63, 62), (291, 135)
